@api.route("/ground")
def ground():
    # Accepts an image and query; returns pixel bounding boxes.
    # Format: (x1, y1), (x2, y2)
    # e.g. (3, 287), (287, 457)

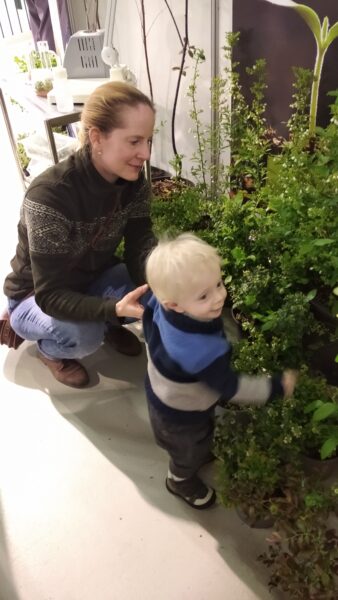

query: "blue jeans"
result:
(8, 264), (149, 361)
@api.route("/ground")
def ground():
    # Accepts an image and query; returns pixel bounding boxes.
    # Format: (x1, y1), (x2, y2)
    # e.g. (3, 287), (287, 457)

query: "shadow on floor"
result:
(0, 502), (21, 600)
(2, 341), (285, 600)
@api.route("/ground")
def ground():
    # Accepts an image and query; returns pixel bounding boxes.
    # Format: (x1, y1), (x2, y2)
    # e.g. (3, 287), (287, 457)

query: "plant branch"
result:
(189, 50), (207, 191)
(140, 0), (154, 102)
(171, 0), (189, 175)
(163, 0), (184, 47)
(95, 0), (100, 29)
(309, 45), (326, 137)
(83, 0), (90, 30)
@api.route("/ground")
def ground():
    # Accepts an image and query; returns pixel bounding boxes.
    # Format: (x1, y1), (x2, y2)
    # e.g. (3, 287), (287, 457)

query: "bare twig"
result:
(83, 0), (90, 30)
(95, 0), (100, 29)
(171, 0), (189, 174)
(163, 0), (184, 47)
(140, 0), (154, 102)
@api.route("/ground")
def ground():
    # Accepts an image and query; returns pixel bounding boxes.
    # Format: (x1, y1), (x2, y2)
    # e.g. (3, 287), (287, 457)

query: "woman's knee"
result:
(57, 321), (105, 357)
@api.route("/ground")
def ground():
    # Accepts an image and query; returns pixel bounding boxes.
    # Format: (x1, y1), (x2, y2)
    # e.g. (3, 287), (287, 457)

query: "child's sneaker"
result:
(165, 474), (216, 509)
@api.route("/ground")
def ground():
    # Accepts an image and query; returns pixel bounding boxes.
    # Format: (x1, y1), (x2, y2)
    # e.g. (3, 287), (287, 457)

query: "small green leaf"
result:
(305, 289), (317, 302)
(231, 247), (246, 263)
(244, 294), (256, 307)
(324, 22), (338, 49)
(313, 238), (334, 246)
(294, 4), (322, 43)
(304, 399), (323, 414)
(251, 312), (264, 321)
(320, 437), (338, 460)
(312, 402), (338, 421)
(333, 287), (338, 296)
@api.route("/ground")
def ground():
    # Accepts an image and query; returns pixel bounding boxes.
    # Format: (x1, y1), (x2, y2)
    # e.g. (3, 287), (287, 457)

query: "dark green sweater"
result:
(4, 148), (156, 323)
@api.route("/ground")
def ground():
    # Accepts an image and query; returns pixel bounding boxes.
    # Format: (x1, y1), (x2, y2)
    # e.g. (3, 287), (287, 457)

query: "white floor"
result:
(0, 112), (284, 600)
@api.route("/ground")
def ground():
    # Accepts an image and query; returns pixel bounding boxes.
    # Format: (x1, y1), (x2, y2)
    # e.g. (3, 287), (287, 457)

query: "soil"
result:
(151, 177), (193, 198)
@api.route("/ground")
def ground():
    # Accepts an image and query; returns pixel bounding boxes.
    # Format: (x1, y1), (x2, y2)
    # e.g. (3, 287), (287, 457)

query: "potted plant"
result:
(213, 367), (338, 520)
(159, 4), (338, 597)
(34, 79), (53, 98)
(202, 64), (338, 381)
(258, 475), (338, 599)
(151, 183), (210, 238)
(213, 403), (300, 528)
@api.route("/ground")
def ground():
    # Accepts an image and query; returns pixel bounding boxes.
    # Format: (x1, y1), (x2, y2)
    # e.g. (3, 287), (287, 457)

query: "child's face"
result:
(169, 266), (227, 321)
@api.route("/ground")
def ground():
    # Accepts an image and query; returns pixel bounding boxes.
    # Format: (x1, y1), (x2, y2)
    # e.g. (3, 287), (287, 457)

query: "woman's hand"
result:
(115, 284), (149, 319)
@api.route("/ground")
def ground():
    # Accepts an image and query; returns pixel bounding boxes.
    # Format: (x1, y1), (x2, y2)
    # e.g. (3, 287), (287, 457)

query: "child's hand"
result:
(281, 370), (298, 398)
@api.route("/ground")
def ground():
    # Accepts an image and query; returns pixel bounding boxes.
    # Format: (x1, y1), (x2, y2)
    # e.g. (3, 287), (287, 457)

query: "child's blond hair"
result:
(146, 233), (222, 304)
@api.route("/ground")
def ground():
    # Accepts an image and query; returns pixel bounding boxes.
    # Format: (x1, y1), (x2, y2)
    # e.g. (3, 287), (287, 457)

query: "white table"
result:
(0, 76), (83, 185)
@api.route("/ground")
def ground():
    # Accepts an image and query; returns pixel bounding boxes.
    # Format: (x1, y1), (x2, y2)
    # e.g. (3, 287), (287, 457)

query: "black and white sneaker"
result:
(166, 474), (216, 509)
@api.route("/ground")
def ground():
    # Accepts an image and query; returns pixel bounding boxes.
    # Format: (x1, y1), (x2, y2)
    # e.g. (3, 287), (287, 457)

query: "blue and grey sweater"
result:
(143, 295), (283, 422)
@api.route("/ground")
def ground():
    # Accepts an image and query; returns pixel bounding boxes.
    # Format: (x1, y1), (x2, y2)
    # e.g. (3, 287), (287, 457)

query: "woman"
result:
(3, 81), (156, 388)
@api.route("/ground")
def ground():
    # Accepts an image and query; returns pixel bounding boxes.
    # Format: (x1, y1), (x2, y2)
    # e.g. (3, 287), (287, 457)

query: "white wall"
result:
(67, 0), (232, 178)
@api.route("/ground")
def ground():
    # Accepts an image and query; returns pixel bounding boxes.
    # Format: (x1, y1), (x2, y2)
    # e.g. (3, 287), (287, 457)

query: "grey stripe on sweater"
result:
(146, 348), (271, 412)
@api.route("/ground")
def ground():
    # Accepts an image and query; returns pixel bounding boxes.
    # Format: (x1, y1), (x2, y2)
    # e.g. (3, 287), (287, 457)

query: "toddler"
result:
(143, 233), (297, 509)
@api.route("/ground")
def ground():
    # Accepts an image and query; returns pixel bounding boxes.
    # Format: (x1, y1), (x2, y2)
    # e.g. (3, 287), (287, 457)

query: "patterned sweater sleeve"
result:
(23, 194), (120, 323)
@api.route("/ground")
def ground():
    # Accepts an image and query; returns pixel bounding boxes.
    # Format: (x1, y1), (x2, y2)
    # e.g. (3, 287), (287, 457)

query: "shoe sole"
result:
(165, 478), (216, 510)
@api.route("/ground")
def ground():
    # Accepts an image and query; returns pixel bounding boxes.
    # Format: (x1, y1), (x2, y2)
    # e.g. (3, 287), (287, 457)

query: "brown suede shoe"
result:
(38, 352), (89, 387)
(105, 325), (142, 356)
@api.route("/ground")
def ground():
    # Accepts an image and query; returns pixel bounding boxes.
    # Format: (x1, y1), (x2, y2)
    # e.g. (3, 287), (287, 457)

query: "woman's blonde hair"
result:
(146, 233), (222, 304)
(78, 81), (155, 148)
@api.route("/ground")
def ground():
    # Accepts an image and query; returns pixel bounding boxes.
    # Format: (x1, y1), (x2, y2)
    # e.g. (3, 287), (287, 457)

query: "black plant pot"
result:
(234, 479), (285, 529)
(302, 453), (338, 481)
(304, 338), (338, 387)
(235, 505), (275, 529)
(309, 299), (338, 333)
(150, 165), (171, 181)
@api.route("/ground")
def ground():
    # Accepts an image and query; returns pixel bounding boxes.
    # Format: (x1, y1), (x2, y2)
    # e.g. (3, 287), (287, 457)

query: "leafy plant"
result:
(14, 51), (58, 73)
(258, 476), (338, 599)
(194, 12), (338, 599)
(34, 79), (53, 95)
(14, 55), (28, 73)
(214, 370), (338, 596)
(151, 184), (210, 238)
(204, 67), (338, 374)
(187, 33), (272, 199)
(30, 50), (57, 69)
(303, 396), (338, 460)
(17, 137), (30, 173)
(214, 367), (338, 488)
(214, 406), (289, 525)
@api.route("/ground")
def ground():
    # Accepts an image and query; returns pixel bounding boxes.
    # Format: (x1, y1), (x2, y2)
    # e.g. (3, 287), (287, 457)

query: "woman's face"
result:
(92, 104), (155, 182)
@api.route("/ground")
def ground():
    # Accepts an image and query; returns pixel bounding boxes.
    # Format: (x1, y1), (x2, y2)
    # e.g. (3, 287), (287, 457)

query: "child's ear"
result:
(162, 300), (184, 313)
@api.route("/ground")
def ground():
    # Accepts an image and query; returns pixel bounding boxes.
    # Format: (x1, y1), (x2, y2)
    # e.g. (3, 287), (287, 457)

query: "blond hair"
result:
(78, 81), (155, 148)
(146, 233), (222, 304)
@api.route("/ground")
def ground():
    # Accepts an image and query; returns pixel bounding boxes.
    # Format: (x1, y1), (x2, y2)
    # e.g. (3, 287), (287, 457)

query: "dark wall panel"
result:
(233, 0), (338, 135)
